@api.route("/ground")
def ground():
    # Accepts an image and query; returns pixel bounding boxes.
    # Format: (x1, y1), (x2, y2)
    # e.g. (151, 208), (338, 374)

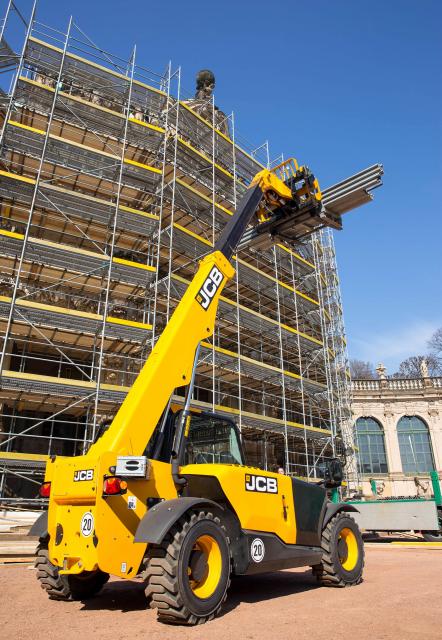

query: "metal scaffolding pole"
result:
(164, 66), (181, 323)
(272, 247), (289, 474)
(0, 0), (13, 43)
(231, 111), (243, 432)
(211, 93), (216, 411)
(91, 45), (137, 441)
(151, 61), (173, 347)
(0, 0), (35, 147)
(288, 248), (310, 478)
(0, 12), (72, 376)
(319, 228), (359, 492)
(311, 235), (337, 451)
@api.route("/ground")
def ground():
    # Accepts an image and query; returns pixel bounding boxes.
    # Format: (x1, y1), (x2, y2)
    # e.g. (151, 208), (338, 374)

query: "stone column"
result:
(427, 407), (442, 471)
(383, 410), (403, 474)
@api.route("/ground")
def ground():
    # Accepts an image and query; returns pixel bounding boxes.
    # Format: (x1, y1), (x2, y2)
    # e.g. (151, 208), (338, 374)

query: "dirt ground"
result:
(0, 546), (440, 640)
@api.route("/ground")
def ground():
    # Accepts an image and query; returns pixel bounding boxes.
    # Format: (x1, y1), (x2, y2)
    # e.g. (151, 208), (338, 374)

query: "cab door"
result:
(180, 412), (297, 545)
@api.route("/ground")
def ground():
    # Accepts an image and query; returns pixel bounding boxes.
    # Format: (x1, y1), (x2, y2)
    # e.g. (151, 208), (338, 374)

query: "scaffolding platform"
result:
(0, 5), (379, 500)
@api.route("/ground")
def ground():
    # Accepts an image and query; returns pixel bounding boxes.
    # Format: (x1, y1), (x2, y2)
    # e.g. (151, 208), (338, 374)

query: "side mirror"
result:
(317, 458), (343, 488)
(94, 419), (112, 443)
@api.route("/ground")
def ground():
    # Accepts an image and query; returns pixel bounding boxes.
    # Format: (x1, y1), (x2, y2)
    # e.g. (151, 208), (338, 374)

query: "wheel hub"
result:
(338, 527), (358, 572)
(187, 534), (222, 599)
(337, 537), (348, 563)
(189, 549), (207, 582)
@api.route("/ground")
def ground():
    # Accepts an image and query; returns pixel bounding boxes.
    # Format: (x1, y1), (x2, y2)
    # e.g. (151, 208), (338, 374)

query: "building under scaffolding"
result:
(0, 2), (382, 505)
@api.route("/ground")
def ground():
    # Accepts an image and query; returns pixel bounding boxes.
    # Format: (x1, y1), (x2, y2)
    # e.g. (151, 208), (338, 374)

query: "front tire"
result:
(144, 510), (231, 625)
(35, 543), (109, 600)
(314, 512), (364, 587)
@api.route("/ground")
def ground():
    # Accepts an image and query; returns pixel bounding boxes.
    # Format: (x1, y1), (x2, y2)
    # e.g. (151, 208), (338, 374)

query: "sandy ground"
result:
(0, 546), (440, 640)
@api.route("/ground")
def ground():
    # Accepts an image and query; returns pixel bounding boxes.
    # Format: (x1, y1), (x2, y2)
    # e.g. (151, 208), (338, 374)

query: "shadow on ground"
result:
(362, 533), (424, 543)
(218, 570), (319, 617)
(80, 579), (147, 613)
(80, 569), (319, 616)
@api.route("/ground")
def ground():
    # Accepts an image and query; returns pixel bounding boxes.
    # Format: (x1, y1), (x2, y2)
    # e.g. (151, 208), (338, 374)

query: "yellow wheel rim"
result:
(338, 527), (359, 571)
(188, 534), (222, 599)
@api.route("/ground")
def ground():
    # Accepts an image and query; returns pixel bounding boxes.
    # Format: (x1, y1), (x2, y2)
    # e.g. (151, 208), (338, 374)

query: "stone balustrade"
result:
(351, 377), (442, 392)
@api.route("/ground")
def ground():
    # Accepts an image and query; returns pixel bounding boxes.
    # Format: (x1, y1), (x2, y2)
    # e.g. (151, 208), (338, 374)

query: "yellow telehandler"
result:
(30, 159), (364, 625)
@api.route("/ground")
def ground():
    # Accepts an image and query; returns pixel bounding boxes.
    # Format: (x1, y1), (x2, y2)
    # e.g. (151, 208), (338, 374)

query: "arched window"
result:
(354, 417), (388, 474)
(397, 416), (434, 474)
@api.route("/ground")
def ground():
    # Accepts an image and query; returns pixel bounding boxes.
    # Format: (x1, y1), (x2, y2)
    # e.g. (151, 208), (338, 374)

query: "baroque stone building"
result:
(351, 369), (442, 498)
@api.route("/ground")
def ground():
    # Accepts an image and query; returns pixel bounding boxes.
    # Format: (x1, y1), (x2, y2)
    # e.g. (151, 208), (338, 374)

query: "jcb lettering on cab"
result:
(245, 474), (278, 493)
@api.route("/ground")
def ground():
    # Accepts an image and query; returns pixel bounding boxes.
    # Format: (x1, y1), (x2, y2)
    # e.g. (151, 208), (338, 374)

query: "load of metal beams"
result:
(238, 164), (383, 251)
(322, 163), (384, 217)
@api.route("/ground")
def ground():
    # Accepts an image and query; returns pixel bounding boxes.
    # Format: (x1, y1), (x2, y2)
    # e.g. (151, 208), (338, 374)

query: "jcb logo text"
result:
(74, 469), (94, 482)
(245, 474), (278, 494)
(195, 267), (224, 310)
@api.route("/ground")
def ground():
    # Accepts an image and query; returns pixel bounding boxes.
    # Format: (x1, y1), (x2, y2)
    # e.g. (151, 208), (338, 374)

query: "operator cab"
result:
(148, 407), (245, 467)
(184, 412), (244, 466)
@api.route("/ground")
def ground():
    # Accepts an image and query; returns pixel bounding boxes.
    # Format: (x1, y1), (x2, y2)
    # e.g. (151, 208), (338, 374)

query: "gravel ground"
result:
(0, 546), (440, 640)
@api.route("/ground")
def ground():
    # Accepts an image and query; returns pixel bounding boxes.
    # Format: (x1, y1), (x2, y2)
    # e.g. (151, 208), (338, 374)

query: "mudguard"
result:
(29, 511), (48, 539)
(134, 497), (222, 544)
(322, 502), (359, 528)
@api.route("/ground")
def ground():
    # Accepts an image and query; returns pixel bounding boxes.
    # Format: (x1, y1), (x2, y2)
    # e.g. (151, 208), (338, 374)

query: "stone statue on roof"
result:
(195, 69), (215, 100)
(420, 357), (429, 378)
(376, 363), (387, 380)
(183, 69), (230, 138)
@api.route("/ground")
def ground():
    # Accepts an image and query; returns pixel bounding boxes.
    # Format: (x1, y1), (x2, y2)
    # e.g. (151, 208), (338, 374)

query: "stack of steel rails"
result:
(322, 164), (384, 217)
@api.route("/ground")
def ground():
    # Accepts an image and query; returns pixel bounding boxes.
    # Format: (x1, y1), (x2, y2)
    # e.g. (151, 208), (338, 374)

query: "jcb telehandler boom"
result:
(31, 159), (364, 625)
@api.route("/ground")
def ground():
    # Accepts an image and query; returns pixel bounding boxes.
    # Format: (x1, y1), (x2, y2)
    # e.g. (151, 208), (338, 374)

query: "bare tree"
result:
(428, 327), (442, 365)
(349, 359), (375, 379)
(392, 355), (441, 379)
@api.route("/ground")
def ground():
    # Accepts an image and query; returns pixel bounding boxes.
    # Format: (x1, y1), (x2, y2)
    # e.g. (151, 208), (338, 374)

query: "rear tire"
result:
(314, 512), (364, 587)
(422, 508), (442, 542)
(422, 530), (442, 542)
(143, 510), (231, 625)
(35, 543), (109, 601)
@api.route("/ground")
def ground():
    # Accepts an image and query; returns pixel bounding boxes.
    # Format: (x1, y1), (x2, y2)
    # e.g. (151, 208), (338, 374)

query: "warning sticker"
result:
(250, 538), (265, 563)
(80, 512), (94, 537)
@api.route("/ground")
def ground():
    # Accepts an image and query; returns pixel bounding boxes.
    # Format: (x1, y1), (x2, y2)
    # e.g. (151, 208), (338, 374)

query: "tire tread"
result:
(315, 512), (364, 588)
(35, 542), (109, 601)
(143, 510), (230, 625)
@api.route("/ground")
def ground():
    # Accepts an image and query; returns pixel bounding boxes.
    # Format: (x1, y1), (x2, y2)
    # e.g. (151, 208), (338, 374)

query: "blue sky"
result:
(5, 0), (442, 373)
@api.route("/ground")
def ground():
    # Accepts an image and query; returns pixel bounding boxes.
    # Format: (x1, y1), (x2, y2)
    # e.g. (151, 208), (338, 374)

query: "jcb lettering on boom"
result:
(195, 266), (224, 310)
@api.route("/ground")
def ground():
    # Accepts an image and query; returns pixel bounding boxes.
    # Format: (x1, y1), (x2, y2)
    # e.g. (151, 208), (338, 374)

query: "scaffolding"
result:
(0, 3), (380, 505)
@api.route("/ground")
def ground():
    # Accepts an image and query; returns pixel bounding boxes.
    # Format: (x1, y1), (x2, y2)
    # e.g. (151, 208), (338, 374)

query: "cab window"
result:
(184, 414), (244, 466)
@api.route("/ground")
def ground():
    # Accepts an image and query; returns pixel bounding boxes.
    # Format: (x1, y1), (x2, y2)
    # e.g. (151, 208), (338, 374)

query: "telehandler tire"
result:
(422, 508), (442, 541)
(314, 512), (364, 587)
(144, 510), (231, 625)
(422, 530), (442, 542)
(35, 543), (109, 601)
